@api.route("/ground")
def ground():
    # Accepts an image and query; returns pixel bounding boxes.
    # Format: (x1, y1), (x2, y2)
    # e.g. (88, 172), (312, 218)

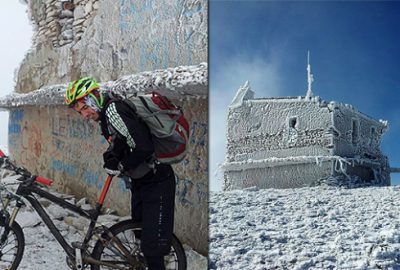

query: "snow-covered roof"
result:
(0, 63), (207, 109)
(230, 81), (387, 128)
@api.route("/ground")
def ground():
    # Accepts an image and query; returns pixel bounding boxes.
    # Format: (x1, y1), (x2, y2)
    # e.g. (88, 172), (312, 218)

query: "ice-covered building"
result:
(223, 58), (390, 190)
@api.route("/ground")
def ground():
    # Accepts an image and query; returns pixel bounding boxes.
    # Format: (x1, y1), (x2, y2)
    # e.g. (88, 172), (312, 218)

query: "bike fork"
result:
(8, 204), (21, 227)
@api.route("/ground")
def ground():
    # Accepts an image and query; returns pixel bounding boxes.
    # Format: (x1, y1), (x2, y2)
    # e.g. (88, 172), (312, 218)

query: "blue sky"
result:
(210, 1), (400, 190)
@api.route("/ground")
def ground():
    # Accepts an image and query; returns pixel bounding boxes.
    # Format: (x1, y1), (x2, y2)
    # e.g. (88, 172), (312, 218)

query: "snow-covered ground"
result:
(0, 172), (206, 270)
(210, 185), (400, 270)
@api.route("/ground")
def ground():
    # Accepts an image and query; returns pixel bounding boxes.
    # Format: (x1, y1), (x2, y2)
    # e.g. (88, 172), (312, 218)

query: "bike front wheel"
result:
(0, 220), (25, 270)
(91, 220), (187, 270)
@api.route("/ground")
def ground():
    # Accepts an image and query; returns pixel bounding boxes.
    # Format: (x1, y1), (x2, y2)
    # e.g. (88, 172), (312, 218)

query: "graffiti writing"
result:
(51, 159), (78, 176)
(176, 177), (207, 206)
(177, 0), (207, 51)
(8, 109), (24, 135)
(190, 121), (207, 146)
(51, 115), (97, 139)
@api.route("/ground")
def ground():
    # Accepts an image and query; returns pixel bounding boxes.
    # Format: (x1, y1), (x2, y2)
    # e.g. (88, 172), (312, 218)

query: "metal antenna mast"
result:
(306, 50), (314, 99)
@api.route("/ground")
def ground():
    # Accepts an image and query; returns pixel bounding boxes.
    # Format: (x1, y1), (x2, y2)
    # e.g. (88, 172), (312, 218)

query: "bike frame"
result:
(11, 174), (114, 264)
(1, 151), (147, 269)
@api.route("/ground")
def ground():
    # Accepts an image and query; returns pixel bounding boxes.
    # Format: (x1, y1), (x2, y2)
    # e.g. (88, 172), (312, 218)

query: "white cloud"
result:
(210, 53), (283, 191)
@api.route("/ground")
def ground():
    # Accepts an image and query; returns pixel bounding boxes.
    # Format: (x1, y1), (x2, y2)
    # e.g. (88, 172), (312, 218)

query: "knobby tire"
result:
(91, 220), (187, 270)
(0, 221), (25, 270)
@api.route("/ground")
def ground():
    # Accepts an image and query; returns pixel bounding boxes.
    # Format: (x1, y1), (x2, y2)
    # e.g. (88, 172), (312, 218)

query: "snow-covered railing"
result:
(0, 63), (207, 109)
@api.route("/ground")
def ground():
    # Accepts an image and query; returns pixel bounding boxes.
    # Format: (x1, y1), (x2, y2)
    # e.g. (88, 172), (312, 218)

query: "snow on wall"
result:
(223, 83), (390, 190)
(0, 63), (207, 109)
(226, 98), (333, 163)
(225, 160), (333, 190)
(331, 102), (388, 158)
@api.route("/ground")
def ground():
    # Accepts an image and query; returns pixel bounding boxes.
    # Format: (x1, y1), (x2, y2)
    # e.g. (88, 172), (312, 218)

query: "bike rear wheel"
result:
(91, 220), (187, 270)
(0, 220), (25, 270)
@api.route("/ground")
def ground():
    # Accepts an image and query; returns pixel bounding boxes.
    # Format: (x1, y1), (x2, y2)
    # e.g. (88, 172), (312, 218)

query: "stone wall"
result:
(17, 0), (207, 93)
(7, 95), (208, 254)
(31, 0), (100, 47)
(5, 0), (208, 255)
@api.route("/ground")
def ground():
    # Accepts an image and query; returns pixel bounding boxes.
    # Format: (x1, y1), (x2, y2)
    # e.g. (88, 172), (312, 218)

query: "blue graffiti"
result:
(53, 138), (65, 151)
(8, 124), (21, 134)
(8, 109), (24, 135)
(162, 35), (170, 69)
(139, 40), (162, 71)
(120, 0), (155, 34)
(117, 178), (128, 192)
(51, 159), (78, 176)
(176, 177), (194, 206)
(10, 109), (24, 122)
(68, 119), (97, 139)
(84, 170), (100, 187)
(196, 182), (208, 203)
(8, 136), (17, 147)
(190, 122), (207, 145)
(100, 137), (108, 145)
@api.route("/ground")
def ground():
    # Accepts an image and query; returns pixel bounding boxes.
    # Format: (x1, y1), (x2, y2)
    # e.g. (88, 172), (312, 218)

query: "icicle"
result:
(334, 157), (351, 180)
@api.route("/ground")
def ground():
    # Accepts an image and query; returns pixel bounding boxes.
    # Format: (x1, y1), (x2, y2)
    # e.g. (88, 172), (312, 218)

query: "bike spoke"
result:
(164, 250), (179, 270)
(0, 226), (22, 269)
(92, 222), (185, 270)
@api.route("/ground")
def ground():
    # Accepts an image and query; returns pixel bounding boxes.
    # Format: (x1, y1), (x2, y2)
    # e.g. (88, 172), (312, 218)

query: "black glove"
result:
(103, 152), (120, 175)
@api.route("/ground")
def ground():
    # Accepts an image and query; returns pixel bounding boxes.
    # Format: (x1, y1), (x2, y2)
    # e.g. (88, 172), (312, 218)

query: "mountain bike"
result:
(0, 149), (187, 270)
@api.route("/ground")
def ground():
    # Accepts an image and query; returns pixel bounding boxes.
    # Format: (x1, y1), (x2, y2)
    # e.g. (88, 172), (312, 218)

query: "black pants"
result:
(130, 164), (176, 269)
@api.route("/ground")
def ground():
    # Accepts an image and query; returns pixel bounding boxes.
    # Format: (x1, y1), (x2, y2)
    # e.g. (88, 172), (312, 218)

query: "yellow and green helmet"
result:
(65, 77), (100, 106)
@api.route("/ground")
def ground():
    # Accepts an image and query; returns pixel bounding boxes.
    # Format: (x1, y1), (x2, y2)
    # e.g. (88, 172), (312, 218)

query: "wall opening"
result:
(370, 126), (376, 146)
(289, 117), (298, 129)
(352, 119), (359, 145)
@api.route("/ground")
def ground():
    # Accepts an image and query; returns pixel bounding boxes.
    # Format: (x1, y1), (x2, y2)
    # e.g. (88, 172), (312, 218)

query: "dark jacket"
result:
(99, 96), (155, 178)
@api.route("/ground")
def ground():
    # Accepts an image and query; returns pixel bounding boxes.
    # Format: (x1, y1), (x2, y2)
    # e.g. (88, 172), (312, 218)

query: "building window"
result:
(370, 127), (376, 146)
(289, 117), (298, 129)
(352, 119), (359, 145)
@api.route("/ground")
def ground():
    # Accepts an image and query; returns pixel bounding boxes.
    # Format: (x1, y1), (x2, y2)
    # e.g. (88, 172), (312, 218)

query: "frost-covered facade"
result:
(223, 82), (390, 190)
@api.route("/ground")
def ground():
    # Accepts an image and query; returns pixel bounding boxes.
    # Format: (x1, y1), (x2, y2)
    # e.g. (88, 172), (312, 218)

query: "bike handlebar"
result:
(0, 149), (53, 186)
(35, 176), (54, 186)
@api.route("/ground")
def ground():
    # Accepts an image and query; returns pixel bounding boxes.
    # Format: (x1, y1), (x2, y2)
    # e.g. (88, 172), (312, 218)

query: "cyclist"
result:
(65, 77), (176, 270)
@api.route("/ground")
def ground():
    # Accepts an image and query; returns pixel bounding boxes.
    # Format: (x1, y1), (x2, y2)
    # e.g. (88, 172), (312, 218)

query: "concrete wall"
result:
(8, 96), (208, 254)
(7, 0), (208, 255)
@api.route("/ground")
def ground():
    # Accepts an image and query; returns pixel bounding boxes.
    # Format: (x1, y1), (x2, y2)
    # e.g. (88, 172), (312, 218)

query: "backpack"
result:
(124, 92), (190, 164)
